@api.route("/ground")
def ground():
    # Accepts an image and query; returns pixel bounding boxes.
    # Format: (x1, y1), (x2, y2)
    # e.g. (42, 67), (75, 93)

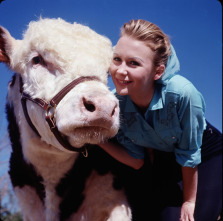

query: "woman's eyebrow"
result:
(131, 57), (144, 63)
(113, 53), (144, 63)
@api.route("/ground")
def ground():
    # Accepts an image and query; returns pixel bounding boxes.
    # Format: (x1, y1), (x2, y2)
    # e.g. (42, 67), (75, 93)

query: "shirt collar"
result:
(124, 96), (138, 112)
(148, 85), (163, 111)
(124, 86), (163, 114)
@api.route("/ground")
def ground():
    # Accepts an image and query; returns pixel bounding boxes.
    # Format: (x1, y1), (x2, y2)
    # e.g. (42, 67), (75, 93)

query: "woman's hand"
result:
(99, 141), (144, 170)
(180, 166), (198, 221)
(180, 201), (195, 221)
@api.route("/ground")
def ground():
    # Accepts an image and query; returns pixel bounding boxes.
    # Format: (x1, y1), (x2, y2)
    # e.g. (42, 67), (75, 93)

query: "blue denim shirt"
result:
(115, 46), (206, 168)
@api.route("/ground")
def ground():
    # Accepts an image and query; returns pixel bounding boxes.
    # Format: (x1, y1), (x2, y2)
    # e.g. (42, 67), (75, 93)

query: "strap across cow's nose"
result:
(49, 76), (100, 107)
(45, 76), (100, 123)
(20, 75), (100, 154)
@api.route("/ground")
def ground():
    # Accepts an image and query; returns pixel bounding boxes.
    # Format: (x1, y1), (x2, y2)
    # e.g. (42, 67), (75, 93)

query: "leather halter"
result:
(19, 75), (100, 154)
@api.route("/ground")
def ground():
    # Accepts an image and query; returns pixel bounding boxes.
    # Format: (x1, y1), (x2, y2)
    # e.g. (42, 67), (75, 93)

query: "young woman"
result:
(99, 19), (222, 221)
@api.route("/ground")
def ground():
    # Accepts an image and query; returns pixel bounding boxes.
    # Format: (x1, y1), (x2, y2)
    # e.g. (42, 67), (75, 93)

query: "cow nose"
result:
(82, 97), (117, 117)
(111, 104), (117, 117)
(83, 97), (96, 112)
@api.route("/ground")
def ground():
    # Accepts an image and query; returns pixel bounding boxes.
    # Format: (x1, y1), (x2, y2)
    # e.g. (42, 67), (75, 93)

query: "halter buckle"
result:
(45, 104), (57, 122)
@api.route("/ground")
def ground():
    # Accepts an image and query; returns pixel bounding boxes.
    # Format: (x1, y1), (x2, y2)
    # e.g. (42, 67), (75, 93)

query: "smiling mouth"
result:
(116, 79), (132, 85)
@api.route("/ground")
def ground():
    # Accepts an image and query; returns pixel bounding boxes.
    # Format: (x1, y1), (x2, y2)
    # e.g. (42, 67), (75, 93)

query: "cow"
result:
(0, 18), (150, 221)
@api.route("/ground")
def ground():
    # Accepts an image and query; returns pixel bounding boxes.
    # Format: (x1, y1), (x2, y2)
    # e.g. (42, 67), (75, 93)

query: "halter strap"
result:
(19, 76), (100, 153)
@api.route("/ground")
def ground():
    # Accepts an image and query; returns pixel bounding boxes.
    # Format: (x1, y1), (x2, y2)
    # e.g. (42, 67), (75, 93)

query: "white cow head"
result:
(0, 18), (119, 151)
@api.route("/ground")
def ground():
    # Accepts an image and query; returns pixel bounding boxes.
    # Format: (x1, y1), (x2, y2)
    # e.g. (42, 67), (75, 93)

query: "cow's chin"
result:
(65, 126), (118, 148)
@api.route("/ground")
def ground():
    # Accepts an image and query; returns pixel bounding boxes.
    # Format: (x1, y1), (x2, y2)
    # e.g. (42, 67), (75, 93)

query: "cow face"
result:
(0, 18), (119, 150)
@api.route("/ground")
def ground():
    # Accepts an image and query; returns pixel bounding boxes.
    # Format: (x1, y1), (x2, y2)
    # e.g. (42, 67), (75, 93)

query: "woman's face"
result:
(110, 36), (164, 103)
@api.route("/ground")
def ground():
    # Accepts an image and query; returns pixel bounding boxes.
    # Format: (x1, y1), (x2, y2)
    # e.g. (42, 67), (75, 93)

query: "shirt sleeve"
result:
(115, 129), (145, 159)
(174, 83), (206, 168)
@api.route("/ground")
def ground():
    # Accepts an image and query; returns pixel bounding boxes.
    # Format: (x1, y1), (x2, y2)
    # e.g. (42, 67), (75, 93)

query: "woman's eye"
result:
(32, 56), (44, 65)
(130, 61), (140, 66)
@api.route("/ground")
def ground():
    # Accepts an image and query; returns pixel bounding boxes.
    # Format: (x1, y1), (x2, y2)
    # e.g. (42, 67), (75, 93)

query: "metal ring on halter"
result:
(82, 148), (88, 157)
(45, 104), (57, 121)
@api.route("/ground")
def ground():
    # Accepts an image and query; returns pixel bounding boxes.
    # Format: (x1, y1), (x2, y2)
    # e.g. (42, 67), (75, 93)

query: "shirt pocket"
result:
(159, 126), (182, 148)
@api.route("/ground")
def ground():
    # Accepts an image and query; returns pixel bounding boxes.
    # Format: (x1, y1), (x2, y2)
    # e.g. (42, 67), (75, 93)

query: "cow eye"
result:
(32, 56), (44, 65)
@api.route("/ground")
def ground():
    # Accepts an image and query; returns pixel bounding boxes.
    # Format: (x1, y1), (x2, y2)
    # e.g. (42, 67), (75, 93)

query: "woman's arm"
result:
(99, 141), (144, 170)
(180, 166), (198, 221)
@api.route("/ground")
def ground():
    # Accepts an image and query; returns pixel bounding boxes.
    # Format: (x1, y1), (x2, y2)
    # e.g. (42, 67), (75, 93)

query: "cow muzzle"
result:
(19, 76), (111, 155)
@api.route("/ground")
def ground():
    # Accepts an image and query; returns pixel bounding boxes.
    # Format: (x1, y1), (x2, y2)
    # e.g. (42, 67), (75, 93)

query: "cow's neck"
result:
(21, 135), (79, 221)
(22, 135), (78, 184)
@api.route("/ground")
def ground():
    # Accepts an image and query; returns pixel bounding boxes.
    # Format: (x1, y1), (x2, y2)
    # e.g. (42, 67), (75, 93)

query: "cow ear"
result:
(0, 26), (16, 64)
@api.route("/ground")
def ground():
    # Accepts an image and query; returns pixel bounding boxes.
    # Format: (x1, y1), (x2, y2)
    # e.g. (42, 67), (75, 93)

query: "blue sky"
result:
(0, 0), (222, 143)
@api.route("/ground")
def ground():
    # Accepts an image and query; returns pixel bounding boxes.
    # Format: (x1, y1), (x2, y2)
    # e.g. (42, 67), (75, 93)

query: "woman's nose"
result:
(117, 63), (127, 75)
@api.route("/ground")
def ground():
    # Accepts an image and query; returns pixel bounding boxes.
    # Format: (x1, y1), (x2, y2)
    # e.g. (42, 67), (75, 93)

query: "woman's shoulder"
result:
(165, 74), (199, 95)
(164, 74), (205, 109)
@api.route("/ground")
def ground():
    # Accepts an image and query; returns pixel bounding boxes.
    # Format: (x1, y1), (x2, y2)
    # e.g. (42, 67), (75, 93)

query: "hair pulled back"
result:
(121, 19), (171, 67)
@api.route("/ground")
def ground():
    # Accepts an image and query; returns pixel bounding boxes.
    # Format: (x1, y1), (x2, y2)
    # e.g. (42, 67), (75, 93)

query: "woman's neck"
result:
(130, 86), (155, 115)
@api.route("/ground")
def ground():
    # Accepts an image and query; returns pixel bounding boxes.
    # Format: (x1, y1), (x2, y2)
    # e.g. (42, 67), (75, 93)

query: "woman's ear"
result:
(154, 65), (165, 80)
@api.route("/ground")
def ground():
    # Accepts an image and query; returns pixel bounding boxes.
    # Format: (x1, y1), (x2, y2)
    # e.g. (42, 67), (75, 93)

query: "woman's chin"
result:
(116, 88), (129, 96)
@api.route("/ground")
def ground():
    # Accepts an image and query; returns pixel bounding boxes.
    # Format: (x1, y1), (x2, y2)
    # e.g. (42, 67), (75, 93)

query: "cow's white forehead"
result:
(12, 18), (113, 79)
(10, 18), (113, 100)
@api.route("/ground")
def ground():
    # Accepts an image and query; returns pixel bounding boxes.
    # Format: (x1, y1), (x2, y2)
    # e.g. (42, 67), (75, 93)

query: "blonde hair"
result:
(120, 19), (171, 67)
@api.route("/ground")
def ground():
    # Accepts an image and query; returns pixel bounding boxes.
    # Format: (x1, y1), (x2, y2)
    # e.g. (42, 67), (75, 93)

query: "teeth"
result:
(119, 80), (131, 84)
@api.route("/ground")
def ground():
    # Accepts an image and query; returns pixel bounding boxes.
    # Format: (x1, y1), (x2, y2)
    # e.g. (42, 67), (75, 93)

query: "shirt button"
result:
(132, 139), (135, 142)
(172, 136), (176, 139)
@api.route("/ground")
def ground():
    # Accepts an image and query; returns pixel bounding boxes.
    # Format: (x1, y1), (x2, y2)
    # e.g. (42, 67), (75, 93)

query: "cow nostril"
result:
(83, 98), (96, 112)
(111, 105), (117, 117)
